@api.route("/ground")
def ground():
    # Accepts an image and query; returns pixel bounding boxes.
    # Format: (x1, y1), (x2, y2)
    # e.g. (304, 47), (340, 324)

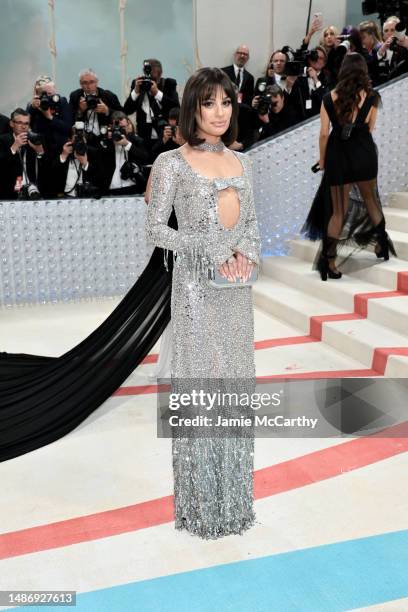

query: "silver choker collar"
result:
(195, 140), (225, 152)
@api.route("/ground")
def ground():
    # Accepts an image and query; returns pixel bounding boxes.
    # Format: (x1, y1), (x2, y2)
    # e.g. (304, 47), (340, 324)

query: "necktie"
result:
(237, 68), (243, 90)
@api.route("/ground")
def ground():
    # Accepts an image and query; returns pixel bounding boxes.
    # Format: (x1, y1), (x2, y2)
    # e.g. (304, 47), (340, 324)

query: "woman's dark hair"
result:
(334, 53), (379, 124)
(179, 67), (238, 146)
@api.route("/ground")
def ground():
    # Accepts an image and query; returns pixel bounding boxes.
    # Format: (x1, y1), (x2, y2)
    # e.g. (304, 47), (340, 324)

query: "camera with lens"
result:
(99, 125), (109, 149)
(27, 130), (42, 146)
(390, 21), (407, 51)
(39, 92), (61, 111)
(72, 121), (87, 156)
(120, 160), (147, 192)
(140, 60), (154, 93)
(18, 183), (41, 200)
(85, 93), (99, 110)
(258, 93), (273, 115)
(281, 46), (308, 77)
(76, 181), (100, 198)
(111, 120), (127, 142)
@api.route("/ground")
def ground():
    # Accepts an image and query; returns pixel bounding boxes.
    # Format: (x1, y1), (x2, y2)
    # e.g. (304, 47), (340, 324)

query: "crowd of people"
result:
(0, 14), (407, 201)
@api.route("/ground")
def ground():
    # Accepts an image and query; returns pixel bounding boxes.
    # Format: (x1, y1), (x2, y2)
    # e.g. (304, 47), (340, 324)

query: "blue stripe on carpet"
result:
(9, 529), (408, 612)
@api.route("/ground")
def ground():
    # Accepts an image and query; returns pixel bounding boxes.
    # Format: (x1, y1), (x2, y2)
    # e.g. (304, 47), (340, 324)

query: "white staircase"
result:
(254, 192), (408, 377)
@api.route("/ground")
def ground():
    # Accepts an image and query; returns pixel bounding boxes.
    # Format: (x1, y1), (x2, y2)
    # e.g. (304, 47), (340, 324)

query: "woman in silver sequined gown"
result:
(146, 68), (261, 539)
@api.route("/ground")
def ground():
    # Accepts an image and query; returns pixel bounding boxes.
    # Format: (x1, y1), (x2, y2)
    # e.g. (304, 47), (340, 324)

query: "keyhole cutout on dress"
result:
(217, 187), (241, 230)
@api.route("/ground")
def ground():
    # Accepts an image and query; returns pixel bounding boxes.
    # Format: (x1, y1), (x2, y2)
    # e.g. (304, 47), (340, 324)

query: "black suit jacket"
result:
(69, 87), (123, 126)
(123, 77), (179, 141)
(27, 97), (72, 155)
(0, 133), (49, 199)
(0, 114), (11, 136)
(286, 71), (332, 121)
(221, 65), (254, 106)
(95, 134), (149, 194)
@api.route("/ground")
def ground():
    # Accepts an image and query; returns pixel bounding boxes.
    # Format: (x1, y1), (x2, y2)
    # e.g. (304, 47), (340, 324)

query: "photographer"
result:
(0, 108), (49, 200)
(280, 46), (333, 121)
(69, 69), (123, 145)
(52, 122), (100, 198)
(151, 107), (184, 161)
(123, 58), (179, 156)
(377, 17), (408, 80)
(359, 22), (382, 85)
(252, 85), (298, 141)
(97, 110), (149, 196)
(27, 75), (72, 155)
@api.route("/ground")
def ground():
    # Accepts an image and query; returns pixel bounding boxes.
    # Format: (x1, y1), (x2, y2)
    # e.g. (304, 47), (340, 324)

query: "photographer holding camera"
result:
(377, 17), (408, 80)
(0, 108), (48, 200)
(27, 75), (72, 156)
(150, 107), (184, 161)
(279, 46), (333, 121)
(96, 110), (149, 196)
(123, 58), (179, 157)
(69, 69), (123, 145)
(252, 85), (298, 140)
(52, 121), (100, 198)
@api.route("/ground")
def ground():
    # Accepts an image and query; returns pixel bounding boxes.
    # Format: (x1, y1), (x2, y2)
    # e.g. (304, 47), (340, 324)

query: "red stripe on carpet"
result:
(354, 290), (404, 317)
(372, 347), (408, 374)
(254, 336), (318, 349)
(1, 421), (407, 560)
(140, 270), (408, 365)
(397, 271), (408, 293)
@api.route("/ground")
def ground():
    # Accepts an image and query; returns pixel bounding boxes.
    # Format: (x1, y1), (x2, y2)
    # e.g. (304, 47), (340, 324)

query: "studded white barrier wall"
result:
(1, 76), (407, 306)
(0, 197), (150, 306)
(246, 74), (408, 256)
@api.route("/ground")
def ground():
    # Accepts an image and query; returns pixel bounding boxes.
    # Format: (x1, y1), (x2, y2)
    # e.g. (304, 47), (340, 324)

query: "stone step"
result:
(253, 278), (408, 375)
(289, 239), (408, 290)
(384, 208), (408, 233)
(387, 192), (408, 210)
(261, 256), (408, 336)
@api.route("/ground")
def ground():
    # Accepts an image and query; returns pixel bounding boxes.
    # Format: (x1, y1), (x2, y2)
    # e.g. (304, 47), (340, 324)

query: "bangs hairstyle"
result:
(179, 67), (238, 146)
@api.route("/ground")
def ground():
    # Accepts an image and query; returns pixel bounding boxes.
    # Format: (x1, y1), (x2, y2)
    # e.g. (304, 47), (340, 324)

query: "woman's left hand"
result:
(234, 251), (254, 282)
(319, 159), (325, 170)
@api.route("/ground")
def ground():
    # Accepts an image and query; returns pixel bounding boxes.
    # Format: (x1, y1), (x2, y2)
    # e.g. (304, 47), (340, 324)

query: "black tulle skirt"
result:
(301, 130), (396, 265)
(0, 215), (176, 463)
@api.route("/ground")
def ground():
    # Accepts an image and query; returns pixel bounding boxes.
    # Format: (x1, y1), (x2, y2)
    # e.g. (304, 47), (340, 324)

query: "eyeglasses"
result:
(236, 52), (249, 56)
(12, 120), (30, 126)
(80, 80), (97, 85)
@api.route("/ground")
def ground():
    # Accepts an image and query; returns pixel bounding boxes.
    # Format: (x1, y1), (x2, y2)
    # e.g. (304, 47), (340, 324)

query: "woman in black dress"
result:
(302, 53), (396, 280)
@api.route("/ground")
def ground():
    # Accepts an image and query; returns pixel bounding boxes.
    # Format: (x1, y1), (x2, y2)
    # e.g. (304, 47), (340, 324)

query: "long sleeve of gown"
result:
(146, 151), (234, 267)
(232, 157), (261, 265)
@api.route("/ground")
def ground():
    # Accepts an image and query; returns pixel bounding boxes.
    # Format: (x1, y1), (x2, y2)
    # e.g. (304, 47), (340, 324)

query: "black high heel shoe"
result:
(317, 255), (342, 281)
(374, 218), (390, 260)
(318, 236), (342, 281)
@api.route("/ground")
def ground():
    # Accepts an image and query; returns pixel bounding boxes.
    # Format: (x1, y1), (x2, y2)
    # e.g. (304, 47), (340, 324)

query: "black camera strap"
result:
(64, 157), (83, 196)
(17, 147), (39, 188)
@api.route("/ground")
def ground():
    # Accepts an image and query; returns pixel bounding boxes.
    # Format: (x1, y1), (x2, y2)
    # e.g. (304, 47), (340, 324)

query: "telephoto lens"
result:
(27, 131), (42, 145)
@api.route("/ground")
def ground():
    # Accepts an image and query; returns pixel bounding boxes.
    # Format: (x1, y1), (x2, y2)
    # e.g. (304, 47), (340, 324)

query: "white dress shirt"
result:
(61, 156), (89, 197)
(130, 87), (163, 139)
(109, 142), (135, 190)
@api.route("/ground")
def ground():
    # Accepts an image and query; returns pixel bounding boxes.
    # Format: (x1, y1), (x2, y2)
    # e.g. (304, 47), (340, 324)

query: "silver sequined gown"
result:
(146, 147), (261, 539)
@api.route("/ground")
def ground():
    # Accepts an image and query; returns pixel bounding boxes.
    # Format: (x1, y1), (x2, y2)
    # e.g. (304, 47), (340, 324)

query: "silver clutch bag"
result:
(206, 264), (258, 288)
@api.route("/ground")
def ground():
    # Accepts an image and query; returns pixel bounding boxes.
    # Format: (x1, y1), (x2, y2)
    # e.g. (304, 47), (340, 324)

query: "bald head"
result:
(234, 44), (250, 67)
